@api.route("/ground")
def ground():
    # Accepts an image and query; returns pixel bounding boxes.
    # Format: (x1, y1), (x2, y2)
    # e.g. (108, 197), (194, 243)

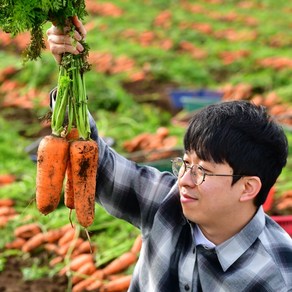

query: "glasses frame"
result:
(171, 157), (243, 185)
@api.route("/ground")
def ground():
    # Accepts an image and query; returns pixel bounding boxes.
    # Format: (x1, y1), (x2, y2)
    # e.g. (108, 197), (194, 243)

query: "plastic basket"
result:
(170, 89), (223, 109)
(271, 215), (292, 236)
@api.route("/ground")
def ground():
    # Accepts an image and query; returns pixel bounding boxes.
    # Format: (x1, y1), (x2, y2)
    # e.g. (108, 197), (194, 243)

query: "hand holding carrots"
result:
(46, 16), (87, 64)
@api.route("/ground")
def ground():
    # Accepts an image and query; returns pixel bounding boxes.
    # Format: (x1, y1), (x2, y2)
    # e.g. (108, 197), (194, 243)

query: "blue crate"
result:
(170, 89), (223, 109)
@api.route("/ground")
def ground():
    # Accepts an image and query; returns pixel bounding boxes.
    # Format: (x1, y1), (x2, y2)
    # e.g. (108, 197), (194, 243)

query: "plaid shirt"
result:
(50, 89), (292, 291)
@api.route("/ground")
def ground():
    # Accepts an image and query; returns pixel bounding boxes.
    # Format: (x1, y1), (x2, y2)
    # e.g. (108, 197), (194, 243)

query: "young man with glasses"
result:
(47, 19), (292, 292)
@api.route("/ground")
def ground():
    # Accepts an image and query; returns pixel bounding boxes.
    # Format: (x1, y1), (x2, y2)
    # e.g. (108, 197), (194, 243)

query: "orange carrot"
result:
(72, 270), (104, 292)
(5, 237), (26, 249)
(0, 174), (16, 186)
(100, 275), (132, 292)
(0, 206), (16, 216)
(130, 235), (142, 255)
(70, 139), (98, 228)
(102, 252), (137, 276)
(64, 127), (80, 210)
(0, 198), (14, 207)
(57, 238), (83, 257)
(14, 223), (41, 239)
(85, 278), (104, 291)
(36, 135), (69, 215)
(43, 228), (65, 243)
(44, 243), (59, 253)
(22, 232), (45, 252)
(58, 227), (76, 246)
(59, 253), (95, 276)
(71, 261), (96, 284)
(72, 240), (95, 257)
(49, 256), (64, 267)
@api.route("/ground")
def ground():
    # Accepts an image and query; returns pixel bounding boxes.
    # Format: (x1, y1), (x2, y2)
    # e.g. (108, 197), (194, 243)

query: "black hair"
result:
(184, 100), (288, 207)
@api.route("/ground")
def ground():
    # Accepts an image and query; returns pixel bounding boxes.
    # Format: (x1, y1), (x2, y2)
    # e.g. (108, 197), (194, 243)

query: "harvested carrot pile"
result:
(123, 127), (178, 161)
(5, 222), (142, 292)
(0, 198), (17, 228)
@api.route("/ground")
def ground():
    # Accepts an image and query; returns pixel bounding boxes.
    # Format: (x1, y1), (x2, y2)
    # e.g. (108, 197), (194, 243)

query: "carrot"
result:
(65, 160), (75, 210)
(43, 228), (65, 243)
(64, 127), (80, 211)
(14, 223), (41, 239)
(71, 261), (96, 284)
(59, 253), (95, 276)
(0, 198), (14, 207)
(0, 206), (16, 216)
(44, 243), (59, 253)
(85, 278), (104, 291)
(0, 174), (16, 186)
(70, 139), (98, 228)
(57, 237), (83, 257)
(72, 240), (94, 257)
(58, 227), (77, 246)
(0, 215), (10, 227)
(22, 232), (45, 252)
(102, 252), (137, 276)
(72, 270), (104, 292)
(130, 235), (142, 255)
(5, 237), (26, 249)
(49, 256), (64, 267)
(100, 275), (132, 292)
(36, 135), (69, 215)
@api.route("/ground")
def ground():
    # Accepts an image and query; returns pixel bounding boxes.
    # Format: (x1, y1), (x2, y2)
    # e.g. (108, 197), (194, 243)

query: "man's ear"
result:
(239, 176), (262, 202)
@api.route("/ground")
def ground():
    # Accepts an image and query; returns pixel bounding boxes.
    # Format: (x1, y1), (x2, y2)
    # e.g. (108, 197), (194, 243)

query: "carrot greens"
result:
(0, 0), (91, 139)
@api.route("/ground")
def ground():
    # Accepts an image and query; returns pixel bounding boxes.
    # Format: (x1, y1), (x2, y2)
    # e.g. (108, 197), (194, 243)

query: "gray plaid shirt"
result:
(91, 119), (292, 291)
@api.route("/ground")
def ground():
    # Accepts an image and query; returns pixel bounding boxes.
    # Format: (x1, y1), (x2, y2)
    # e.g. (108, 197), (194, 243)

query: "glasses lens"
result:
(172, 158), (184, 177)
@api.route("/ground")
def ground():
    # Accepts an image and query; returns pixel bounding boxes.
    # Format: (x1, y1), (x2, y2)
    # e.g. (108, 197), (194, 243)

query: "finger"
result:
(72, 16), (87, 39)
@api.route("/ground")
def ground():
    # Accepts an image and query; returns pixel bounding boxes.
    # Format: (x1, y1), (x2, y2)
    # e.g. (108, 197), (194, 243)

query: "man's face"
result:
(178, 151), (244, 229)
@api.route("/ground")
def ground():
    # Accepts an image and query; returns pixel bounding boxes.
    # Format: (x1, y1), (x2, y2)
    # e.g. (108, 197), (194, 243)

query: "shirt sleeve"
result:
(92, 121), (177, 233)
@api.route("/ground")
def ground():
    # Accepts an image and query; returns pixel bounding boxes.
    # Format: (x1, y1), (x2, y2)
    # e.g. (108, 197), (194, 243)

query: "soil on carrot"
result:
(0, 257), (68, 292)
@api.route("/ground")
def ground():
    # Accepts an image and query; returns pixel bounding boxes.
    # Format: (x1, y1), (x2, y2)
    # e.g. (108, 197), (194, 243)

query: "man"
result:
(47, 18), (292, 291)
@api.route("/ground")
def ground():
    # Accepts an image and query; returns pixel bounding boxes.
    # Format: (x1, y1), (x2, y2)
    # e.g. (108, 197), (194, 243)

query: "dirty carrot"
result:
(70, 139), (98, 228)
(102, 252), (137, 276)
(36, 135), (69, 215)
(100, 274), (132, 292)
(65, 127), (80, 211)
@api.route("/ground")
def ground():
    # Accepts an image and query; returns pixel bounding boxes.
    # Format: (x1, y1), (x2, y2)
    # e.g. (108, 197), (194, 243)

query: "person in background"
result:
(46, 17), (292, 292)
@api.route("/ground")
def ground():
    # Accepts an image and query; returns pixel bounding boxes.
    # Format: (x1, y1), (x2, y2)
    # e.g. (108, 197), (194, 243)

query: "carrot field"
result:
(0, 0), (292, 291)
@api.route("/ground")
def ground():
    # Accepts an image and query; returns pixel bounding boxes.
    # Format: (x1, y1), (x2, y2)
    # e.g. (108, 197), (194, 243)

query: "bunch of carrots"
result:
(5, 222), (142, 292)
(35, 20), (99, 229)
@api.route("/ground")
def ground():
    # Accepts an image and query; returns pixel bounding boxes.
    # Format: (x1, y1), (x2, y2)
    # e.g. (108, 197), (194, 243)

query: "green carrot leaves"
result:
(0, 0), (92, 140)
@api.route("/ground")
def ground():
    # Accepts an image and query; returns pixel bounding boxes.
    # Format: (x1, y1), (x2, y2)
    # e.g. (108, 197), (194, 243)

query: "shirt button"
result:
(184, 284), (190, 291)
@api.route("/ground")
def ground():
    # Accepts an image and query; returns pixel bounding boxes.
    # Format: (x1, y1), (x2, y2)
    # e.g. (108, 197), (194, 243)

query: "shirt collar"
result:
(193, 224), (216, 249)
(215, 206), (265, 271)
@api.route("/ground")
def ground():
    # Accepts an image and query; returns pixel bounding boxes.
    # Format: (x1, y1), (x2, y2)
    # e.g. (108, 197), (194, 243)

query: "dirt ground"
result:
(0, 257), (68, 292)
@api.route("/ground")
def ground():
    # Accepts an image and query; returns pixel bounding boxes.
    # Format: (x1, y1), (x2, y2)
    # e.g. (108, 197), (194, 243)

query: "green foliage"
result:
(0, 0), (88, 61)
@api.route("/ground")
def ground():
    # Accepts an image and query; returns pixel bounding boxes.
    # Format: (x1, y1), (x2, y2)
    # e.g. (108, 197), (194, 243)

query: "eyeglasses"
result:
(171, 157), (243, 185)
